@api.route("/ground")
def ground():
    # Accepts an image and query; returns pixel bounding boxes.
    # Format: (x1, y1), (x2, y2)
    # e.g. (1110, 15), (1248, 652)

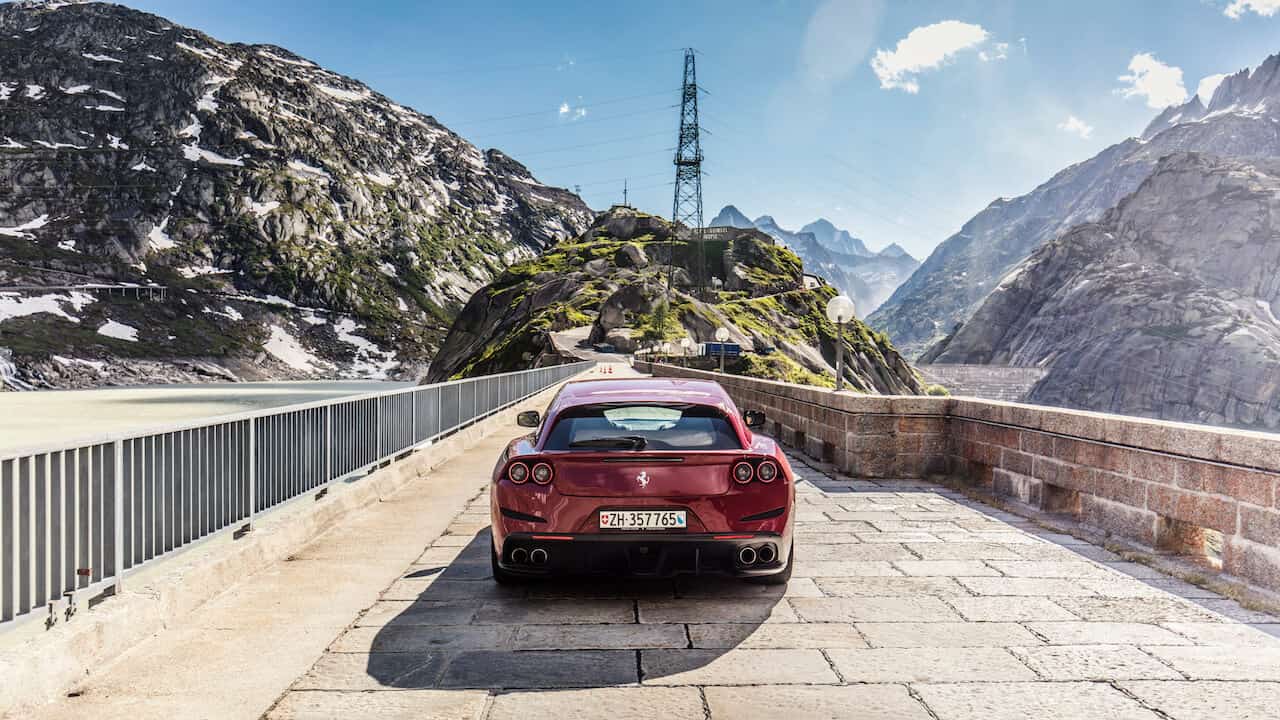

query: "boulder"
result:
(614, 243), (649, 269)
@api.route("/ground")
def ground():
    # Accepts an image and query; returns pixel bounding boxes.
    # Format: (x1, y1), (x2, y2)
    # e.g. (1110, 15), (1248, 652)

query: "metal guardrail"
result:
(0, 362), (591, 629)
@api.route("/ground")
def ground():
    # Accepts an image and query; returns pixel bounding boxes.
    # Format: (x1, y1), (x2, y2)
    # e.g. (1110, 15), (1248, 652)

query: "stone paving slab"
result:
(488, 687), (704, 720)
(702, 684), (934, 720)
(1008, 644), (1185, 680)
(512, 624), (688, 650)
(1142, 645), (1280, 680)
(789, 596), (963, 622)
(913, 681), (1161, 719)
(330, 625), (516, 653)
(438, 650), (638, 689)
(266, 689), (489, 720)
(814, 576), (971, 597)
(1160, 621), (1280, 646)
(637, 598), (799, 624)
(640, 648), (839, 685)
(825, 646), (1038, 683)
(1025, 621), (1192, 645)
(687, 622), (869, 649)
(1120, 681), (1280, 720)
(856, 621), (1042, 648)
(267, 451), (1280, 720)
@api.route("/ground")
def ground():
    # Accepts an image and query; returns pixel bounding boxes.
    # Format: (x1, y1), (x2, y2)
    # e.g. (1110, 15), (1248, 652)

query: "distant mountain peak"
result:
(709, 205), (753, 229)
(879, 243), (914, 261)
(800, 218), (870, 257)
(1141, 95), (1206, 140)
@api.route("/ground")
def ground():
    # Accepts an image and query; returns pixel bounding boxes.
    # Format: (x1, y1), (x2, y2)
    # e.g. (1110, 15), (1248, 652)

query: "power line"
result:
(447, 89), (677, 126)
(513, 130), (670, 157)
(569, 171), (670, 189)
(535, 148), (672, 172)
(472, 104), (676, 140)
(380, 47), (685, 79)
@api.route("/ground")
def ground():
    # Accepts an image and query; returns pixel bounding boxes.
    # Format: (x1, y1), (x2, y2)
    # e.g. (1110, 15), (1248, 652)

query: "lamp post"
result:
(680, 337), (693, 366)
(661, 341), (673, 362)
(825, 295), (856, 391)
(715, 327), (730, 373)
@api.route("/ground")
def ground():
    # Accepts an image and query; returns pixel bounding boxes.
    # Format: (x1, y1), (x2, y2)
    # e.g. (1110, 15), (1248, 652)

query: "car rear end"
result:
(490, 383), (794, 580)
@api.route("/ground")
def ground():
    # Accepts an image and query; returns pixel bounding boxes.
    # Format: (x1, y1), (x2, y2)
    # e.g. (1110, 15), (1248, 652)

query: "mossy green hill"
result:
(427, 207), (922, 395)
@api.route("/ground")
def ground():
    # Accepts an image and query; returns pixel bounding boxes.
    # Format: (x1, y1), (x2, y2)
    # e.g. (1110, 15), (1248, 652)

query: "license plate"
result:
(599, 510), (687, 530)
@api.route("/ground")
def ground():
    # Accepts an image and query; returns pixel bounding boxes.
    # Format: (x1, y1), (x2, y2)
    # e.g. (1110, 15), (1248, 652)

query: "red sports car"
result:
(490, 377), (795, 584)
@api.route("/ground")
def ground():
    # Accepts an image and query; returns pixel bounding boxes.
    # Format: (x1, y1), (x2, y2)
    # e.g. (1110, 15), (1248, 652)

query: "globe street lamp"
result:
(825, 295), (856, 391)
(714, 327), (730, 373)
(680, 336), (693, 366)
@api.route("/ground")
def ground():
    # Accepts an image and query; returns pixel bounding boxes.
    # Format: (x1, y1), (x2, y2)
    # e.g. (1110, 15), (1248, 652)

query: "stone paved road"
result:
(266, 456), (1280, 720)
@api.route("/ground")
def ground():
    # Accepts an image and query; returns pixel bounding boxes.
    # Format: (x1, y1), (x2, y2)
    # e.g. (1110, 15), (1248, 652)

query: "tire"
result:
(747, 543), (793, 585)
(491, 538), (524, 585)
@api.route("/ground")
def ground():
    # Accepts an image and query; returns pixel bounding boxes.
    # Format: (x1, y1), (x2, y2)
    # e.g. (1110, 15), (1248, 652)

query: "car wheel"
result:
(747, 543), (793, 585)
(491, 538), (523, 585)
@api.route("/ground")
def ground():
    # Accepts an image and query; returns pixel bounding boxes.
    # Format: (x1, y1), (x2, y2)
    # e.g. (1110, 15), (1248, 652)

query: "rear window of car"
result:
(544, 403), (742, 451)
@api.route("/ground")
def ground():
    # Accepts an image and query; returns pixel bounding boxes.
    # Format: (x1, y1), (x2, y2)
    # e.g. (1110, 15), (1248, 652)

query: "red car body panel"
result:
(490, 377), (795, 579)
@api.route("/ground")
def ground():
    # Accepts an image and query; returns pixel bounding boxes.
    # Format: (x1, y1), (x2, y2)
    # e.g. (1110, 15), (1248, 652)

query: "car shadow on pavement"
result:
(357, 529), (785, 690)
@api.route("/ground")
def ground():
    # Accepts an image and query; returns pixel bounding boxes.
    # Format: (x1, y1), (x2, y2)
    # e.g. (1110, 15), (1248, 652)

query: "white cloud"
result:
(1196, 73), (1228, 103)
(871, 20), (992, 93)
(1116, 53), (1187, 109)
(558, 101), (587, 121)
(1225, 0), (1280, 19)
(978, 42), (1009, 62)
(1057, 115), (1094, 139)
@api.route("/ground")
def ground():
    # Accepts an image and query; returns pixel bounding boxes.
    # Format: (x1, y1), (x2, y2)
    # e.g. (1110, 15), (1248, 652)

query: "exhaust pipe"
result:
(510, 547), (528, 564)
(530, 548), (549, 565)
(738, 546), (758, 566)
(758, 544), (777, 564)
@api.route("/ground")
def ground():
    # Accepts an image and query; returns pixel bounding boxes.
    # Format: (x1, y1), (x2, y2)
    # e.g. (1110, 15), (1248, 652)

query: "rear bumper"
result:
(497, 532), (790, 579)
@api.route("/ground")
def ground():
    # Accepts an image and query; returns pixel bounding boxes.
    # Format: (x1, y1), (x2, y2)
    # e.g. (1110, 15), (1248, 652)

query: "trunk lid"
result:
(548, 452), (740, 498)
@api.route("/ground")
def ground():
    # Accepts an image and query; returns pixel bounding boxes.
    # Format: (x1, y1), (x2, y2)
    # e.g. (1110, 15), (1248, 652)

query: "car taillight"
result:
(732, 461), (754, 484)
(757, 460), (779, 483)
(532, 462), (554, 485)
(508, 461), (529, 484)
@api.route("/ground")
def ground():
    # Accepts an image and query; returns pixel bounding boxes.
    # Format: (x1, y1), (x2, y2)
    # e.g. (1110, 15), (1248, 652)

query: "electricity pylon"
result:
(669, 47), (704, 302)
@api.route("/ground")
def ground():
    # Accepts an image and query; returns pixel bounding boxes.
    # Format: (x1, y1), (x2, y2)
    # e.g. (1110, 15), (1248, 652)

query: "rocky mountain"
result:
(708, 204), (752, 229)
(0, 1), (591, 388)
(800, 218), (870, 257)
(869, 52), (1280, 359)
(709, 207), (919, 315)
(923, 153), (1280, 430)
(428, 206), (922, 395)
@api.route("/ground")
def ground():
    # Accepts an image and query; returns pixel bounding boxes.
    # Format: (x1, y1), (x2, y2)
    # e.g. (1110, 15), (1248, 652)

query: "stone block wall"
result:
(632, 362), (1280, 592)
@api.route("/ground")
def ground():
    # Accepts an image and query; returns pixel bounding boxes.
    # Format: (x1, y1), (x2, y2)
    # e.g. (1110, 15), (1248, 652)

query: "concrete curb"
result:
(0, 383), (569, 714)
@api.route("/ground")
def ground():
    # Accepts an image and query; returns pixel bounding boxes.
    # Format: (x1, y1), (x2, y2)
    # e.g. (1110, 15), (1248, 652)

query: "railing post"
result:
(246, 420), (256, 531)
(324, 405), (332, 483)
(376, 397), (383, 461)
(112, 440), (123, 592)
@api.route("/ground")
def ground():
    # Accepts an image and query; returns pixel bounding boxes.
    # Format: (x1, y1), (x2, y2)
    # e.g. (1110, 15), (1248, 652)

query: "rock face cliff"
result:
(709, 207), (918, 315)
(925, 153), (1280, 430)
(428, 207), (922, 395)
(870, 53), (1280, 358)
(0, 1), (590, 387)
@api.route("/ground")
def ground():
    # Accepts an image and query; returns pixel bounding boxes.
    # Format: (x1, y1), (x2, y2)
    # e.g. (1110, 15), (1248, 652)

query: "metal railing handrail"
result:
(0, 363), (585, 462)
(0, 361), (593, 630)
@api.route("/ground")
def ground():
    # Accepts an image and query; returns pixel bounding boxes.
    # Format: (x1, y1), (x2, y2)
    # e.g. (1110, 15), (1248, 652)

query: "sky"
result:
(122, 0), (1280, 259)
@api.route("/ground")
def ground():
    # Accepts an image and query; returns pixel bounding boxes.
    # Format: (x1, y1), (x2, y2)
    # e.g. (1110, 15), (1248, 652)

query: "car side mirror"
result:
(517, 410), (541, 428)
(743, 410), (766, 428)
